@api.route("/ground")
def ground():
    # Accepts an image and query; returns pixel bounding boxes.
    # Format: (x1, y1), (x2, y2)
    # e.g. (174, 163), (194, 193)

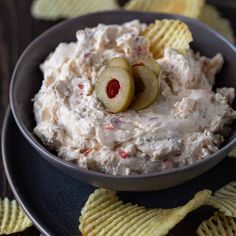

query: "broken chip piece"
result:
(79, 188), (211, 236)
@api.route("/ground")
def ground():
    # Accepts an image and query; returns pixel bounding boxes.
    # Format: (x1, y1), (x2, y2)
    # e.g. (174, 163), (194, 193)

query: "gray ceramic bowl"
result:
(10, 11), (236, 191)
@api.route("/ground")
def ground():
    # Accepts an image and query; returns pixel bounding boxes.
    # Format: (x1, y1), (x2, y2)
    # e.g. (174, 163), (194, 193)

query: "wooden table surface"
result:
(0, 1), (235, 235)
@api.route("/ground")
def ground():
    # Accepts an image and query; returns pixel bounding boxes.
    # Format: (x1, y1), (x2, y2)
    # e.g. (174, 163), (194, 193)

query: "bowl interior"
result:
(10, 11), (236, 173)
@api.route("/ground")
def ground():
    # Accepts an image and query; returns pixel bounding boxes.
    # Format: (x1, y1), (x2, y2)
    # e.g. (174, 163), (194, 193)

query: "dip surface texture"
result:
(33, 20), (236, 175)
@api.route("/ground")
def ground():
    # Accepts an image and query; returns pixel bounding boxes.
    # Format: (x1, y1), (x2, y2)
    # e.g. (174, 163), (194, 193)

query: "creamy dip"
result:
(33, 20), (236, 175)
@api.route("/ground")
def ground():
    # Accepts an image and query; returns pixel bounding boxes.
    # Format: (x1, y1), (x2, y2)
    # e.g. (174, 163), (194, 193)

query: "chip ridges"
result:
(142, 19), (193, 59)
(79, 189), (211, 236)
(0, 198), (32, 235)
(124, 0), (234, 43)
(207, 181), (236, 217)
(196, 212), (236, 236)
(124, 0), (204, 19)
(31, 0), (119, 20)
(199, 4), (235, 43)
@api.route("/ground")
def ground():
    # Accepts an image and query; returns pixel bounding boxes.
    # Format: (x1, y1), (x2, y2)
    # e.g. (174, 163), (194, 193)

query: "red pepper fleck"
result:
(106, 79), (120, 98)
(136, 46), (143, 56)
(119, 150), (128, 158)
(82, 148), (91, 156)
(132, 62), (144, 67)
(104, 124), (115, 130)
(202, 60), (209, 75)
(84, 53), (91, 59)
(78, 84), (84, 89)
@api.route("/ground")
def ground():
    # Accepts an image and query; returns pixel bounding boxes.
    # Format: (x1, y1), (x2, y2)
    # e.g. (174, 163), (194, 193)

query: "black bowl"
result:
(10, 11), (236, 191)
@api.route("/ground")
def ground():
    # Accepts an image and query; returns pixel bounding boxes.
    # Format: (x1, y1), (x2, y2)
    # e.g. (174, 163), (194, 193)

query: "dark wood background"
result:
(0, 0), (235, 235)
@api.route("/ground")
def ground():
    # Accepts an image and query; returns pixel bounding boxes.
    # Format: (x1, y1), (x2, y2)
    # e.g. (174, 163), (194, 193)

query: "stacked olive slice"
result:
(95, 57), (160, 113)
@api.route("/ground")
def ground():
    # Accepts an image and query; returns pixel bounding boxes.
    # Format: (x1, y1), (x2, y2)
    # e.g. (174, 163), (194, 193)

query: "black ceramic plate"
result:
(2, 108), (236, 236)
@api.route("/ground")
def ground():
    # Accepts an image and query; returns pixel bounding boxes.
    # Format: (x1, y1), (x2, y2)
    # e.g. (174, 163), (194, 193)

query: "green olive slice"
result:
(95, 66), (135, 113)
(107, 57), (132, 73)
(129, 65), (158, 110)
(133, 56), (160, 78)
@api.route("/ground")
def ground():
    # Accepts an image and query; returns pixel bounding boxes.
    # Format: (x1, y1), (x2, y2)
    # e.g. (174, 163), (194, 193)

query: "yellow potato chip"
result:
(196, 212), (236, 236)
(31, 0), (119, 20)
(124, 0), (204, 19)
(79, 188), (211, 236)
(142, 19), (193, 58)
(228, 147), (236, 158)
(0, 198), (32, 235)
(199, 5), (235, 43)
(207, 181), (236, 218)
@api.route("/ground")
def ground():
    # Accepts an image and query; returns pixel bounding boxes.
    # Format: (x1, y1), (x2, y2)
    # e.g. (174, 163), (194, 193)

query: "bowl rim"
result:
(10, 10), (236, 180)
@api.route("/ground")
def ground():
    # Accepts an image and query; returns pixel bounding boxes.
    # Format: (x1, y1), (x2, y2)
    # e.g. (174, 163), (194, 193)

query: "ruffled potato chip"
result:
(196, 212), (236, 236)
(229, 148), (236, 158)
(142, 19), (193, 58)
(79, 188), (211, 236)
(0, 198), (32, 235)
(199, 4), (235, 43)
(207, 181), (236, 218)
(31, 0), (119, 20)
(124, 0), (204, 19)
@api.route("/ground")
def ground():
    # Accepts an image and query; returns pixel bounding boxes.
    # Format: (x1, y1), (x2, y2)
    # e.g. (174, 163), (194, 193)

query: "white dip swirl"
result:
(33, 20), (236, 175)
